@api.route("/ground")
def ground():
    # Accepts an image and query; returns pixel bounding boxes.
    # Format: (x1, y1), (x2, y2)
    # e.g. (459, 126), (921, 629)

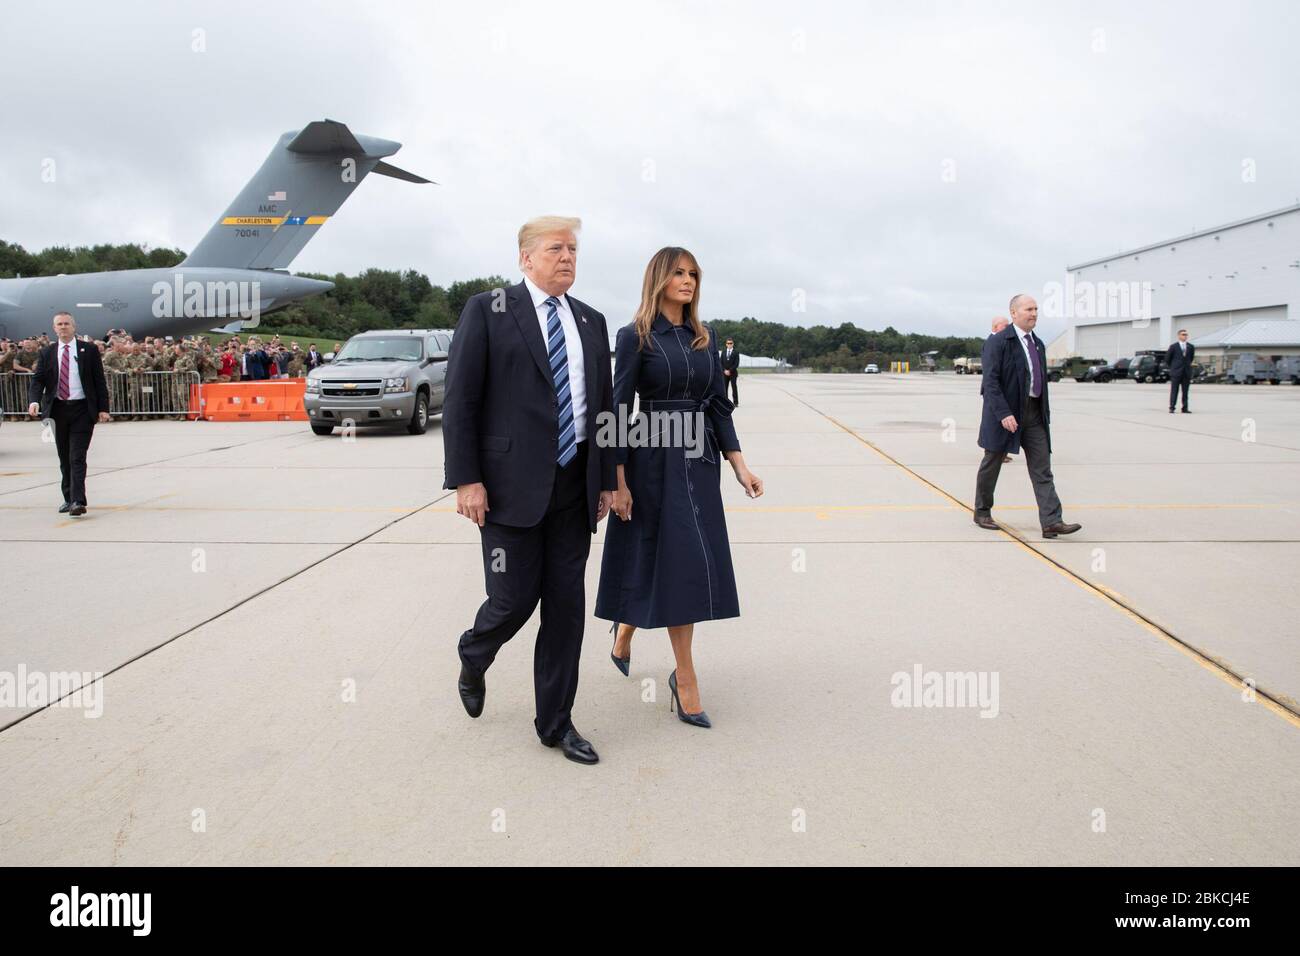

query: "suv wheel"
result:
(407, 391), (429, 435)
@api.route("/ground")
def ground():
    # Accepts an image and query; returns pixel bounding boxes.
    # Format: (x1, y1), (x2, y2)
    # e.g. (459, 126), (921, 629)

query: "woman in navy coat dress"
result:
(594, 247), (764, 728)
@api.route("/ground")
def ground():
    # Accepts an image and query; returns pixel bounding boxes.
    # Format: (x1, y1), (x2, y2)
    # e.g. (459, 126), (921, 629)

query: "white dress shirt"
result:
(523, 274), (587, 443)
(57, 340), (86, 400)
(1015, 328), (1038, 396)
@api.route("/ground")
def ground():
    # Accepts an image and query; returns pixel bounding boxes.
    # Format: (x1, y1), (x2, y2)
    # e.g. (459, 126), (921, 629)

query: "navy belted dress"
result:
(595, 315), (742, 629)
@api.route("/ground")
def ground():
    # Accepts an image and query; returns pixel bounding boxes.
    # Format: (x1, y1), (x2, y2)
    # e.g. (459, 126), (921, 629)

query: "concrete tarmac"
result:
(1, 373), (1297, 865)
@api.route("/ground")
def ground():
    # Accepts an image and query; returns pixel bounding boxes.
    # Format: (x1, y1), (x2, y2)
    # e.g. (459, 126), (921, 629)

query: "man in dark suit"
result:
(974, 294), (1081, 539)
(305, 344), (325, 370)
(1165, 329), (1195, 413)
(980, 316), (1013, 463)
(244, 338), (271, 380)
(26, 312), (111, 516)
(720, 336), (741, 406)
(442, 216), (615, 765)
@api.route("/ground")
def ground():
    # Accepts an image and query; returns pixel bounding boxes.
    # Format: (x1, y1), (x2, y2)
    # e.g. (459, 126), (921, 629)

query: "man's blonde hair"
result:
(517, 216), (581, 264)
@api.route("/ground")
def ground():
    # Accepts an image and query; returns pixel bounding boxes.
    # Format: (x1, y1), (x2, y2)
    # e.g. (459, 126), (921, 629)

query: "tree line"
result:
(1, 239), (984, 365)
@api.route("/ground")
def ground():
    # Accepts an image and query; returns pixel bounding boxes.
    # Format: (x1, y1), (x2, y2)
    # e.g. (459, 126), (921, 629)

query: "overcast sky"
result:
(2, 0), (1297, 340)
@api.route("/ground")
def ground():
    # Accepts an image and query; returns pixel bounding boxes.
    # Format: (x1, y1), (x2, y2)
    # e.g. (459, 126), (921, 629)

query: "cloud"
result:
(1, 0), (1296, 339)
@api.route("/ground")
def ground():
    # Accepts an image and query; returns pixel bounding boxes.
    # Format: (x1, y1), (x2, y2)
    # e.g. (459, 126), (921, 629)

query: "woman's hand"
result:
(734, 464), (763, 498)
(611, 486), (633, 521)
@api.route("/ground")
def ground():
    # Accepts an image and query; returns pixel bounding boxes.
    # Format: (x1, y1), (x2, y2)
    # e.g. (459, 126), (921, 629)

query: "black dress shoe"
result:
(1042, 521), (1081, 538)
(69, 503), (87, 517)
(58, 502), (71, 514)
(1181, 408), (1191, 413)
(542, 726), (599, 764)
(1169, 408), (1175, 414)
(457, 663), (485, 719)
(973, 515), (999, 530)
(1002, 454), (1012, 463)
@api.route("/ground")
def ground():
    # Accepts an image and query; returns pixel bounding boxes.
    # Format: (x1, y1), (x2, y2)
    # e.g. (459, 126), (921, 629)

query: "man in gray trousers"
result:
(973, 294), (1081, 539)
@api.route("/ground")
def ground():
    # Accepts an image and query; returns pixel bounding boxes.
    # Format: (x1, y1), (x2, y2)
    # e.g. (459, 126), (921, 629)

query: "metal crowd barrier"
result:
(1, 371), (201, 418)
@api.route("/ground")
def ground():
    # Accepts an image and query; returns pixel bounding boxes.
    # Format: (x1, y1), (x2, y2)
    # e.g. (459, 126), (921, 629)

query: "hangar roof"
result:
(1192, 319), (1300, 348)
(1067, 203), (1300, 272)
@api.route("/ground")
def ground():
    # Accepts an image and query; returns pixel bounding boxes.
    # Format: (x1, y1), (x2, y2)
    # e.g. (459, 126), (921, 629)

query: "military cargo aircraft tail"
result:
(181, 119), (433, 271)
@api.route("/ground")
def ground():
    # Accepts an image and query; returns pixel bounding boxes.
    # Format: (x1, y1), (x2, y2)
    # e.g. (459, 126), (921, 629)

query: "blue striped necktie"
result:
(545, 296), (578, 466)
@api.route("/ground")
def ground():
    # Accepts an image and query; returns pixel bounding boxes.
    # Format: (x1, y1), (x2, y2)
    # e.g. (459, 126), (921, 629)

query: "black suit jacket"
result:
(979, 325), (1051, 455)
(720, 346), (740, 372)
(1165, 341), (1195, 375)
(27, 340), (110, 419)
(441, 281), (616, 532)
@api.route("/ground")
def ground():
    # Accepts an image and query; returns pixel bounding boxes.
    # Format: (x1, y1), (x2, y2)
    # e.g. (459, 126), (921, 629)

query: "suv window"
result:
(335, 336), (424, 362)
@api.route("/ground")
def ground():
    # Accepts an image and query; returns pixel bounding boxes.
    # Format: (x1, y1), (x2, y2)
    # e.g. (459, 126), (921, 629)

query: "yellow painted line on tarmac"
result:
(774, 385), (1300, 729)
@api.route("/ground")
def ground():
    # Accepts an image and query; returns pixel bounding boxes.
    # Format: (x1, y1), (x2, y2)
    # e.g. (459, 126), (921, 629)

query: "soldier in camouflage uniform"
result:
(126, 344), (153, 419)
(286, 342), (306, 378)
(0, 341), (15, 415)
(102, 339), (132, 419)
(170, 344), (198, 420)
(14, 339), (39, 375)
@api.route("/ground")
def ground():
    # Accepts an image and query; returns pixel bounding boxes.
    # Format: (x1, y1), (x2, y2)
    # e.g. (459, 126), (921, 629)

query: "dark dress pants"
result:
(1168, 373), (1190, 411)
(52, 398), (94, 505)
(458, 441), (591, 742)
(727, 371), (739, 405)
(974, 396), (1062, 530)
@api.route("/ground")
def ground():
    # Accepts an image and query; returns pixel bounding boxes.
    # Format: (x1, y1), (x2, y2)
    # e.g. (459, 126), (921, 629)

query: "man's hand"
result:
(27, 403), (39, 418)
(456, 482), (489, 527)
(1000, 415), (1018, 433)
(97, 412), (110, 424)
(723, 369), (731, 377)
(597, 490), (613, 522)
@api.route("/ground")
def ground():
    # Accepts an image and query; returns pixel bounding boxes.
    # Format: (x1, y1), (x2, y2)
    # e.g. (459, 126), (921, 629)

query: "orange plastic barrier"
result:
(196, 379), (308, 422)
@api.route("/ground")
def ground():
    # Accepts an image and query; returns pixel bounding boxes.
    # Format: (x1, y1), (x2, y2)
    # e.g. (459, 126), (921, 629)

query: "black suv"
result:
(1081, 357), (1130, 383)
(1128, 353), (1169, 384)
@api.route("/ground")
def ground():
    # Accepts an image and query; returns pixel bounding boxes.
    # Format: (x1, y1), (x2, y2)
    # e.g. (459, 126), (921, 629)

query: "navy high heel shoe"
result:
(609, 621), (630, 676)
(668, 669), (711, 728)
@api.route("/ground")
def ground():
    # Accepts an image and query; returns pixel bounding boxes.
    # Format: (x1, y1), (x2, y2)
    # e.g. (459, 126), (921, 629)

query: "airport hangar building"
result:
(1048, 203), (1300, 366)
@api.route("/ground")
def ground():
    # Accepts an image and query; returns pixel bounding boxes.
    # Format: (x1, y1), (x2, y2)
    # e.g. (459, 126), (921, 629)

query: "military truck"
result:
(953, 355), (982, 375)
(1047, 356), (1105, 382)
(1226, 353), (1281, 385)
(304, 328), (454, 435)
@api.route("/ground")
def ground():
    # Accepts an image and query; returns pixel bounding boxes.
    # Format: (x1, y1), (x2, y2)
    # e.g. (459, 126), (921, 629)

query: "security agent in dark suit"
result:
(720, 336), (740, 406)
(1165, 329), (1195, 413)
(973, 294), (1081, 539)
(442, 216), (616, 765)
(981, 317), (1013, 463)
(26, 312), (111, 516)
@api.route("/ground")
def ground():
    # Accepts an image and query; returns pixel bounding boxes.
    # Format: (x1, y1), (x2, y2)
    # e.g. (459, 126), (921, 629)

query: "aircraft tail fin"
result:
(182, 119), (431, 270)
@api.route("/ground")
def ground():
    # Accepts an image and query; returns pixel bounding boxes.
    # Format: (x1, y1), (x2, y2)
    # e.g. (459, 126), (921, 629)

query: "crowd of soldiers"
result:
(0, 331), (326, 420)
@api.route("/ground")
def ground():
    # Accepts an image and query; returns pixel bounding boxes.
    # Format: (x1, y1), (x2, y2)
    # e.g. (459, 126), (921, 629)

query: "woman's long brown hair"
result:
(632, 247), (709, 350)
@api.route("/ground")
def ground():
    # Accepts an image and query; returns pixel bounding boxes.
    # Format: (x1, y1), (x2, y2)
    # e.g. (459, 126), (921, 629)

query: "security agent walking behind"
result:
(973, 294), (1081, 539)
(27, 312), (110, 516)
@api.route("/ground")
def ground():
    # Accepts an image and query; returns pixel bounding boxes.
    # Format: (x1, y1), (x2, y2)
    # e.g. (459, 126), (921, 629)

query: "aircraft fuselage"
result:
(0, 268), (334, 341)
